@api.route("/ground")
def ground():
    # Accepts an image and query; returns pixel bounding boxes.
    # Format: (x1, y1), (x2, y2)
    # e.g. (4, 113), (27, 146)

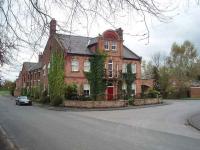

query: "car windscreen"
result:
(20, 96), (27, 99)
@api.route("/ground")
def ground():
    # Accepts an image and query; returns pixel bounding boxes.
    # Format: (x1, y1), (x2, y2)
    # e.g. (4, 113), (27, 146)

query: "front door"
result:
(107, 87), (113, 100)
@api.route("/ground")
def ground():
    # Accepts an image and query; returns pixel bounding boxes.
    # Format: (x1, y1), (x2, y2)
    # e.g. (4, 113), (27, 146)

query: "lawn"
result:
(0, 90), (10, 96)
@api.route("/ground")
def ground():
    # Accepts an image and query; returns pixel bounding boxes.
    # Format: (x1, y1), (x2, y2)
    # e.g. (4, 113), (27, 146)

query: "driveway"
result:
(0, 96), (200, 150)
(72, 100), (200, 139)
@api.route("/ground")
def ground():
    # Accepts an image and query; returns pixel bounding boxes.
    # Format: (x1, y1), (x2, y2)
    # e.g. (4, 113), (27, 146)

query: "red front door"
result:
(107, 87), (113, 100)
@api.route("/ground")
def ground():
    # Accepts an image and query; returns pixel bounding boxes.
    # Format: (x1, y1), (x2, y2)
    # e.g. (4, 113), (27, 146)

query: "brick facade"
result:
(15, 19), (143, 99)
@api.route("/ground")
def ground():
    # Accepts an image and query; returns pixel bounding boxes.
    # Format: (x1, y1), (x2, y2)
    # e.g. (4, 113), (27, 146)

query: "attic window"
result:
(104, 41), (109, 50)
(111, 41), (117, 50)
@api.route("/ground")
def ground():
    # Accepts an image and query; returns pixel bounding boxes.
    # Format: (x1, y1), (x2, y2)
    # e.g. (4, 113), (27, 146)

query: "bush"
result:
(144, 88), (160, 98)
(51, 96), (63, 106)
(128, 98), (134, 105)
(40, 90), (50, 104)
(64, 84), (78, 100)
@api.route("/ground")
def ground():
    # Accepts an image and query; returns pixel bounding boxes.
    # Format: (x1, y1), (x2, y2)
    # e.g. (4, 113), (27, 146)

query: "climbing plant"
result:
(48, 51), (65, 105)
(85, 50), (107, 101)
(123, 63), (136, 99)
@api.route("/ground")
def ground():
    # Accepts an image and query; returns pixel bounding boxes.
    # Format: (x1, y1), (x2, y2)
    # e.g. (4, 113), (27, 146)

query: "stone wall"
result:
(64, 100), (128, 108)
(133, 98), (161, 106)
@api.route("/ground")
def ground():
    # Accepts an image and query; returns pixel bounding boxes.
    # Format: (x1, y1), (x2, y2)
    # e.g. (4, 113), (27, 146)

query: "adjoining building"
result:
(15, 19), (143, 100)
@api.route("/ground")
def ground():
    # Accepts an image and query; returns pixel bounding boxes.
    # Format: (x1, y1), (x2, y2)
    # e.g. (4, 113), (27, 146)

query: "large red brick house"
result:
(15, 19), (142, 100)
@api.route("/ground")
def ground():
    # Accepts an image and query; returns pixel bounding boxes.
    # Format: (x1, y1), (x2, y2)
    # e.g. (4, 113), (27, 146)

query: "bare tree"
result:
(0, 0), (198, 68)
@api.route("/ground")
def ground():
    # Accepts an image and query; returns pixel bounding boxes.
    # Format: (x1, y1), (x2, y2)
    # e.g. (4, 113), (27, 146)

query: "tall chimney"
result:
(50, 18), (56, 36)
(115, 28), (123, 40)
(38, 53), (43, 62)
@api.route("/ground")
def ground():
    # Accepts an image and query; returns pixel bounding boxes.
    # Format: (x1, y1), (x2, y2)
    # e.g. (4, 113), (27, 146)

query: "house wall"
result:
(190, 87), (200, 98)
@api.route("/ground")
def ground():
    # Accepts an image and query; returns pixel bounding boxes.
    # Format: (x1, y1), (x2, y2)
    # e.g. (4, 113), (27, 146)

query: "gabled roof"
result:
(29, 62), (42, 71)
(23, 62), (37, 71)
(123, 46), (141, 60)
(55, 34), (94, 55)
(55, 33), (141, 60)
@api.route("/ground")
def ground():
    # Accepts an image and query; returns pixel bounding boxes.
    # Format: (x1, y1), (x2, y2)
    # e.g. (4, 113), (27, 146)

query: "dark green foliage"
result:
(85, 50), (107, 101)
(40, 90), (50, 104)
(123, 63), (136, 99)
(51, 96), (63, 106)
(48, 51), (65, 105)
(152, 66), (160, 91)
(64, 83), (78, 100)
(144, 88), (160, 98)
(21, 88), (27, 96)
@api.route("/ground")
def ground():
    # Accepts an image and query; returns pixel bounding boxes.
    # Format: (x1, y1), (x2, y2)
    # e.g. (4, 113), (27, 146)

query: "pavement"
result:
(188, 112), (200, 131)
(1, 95), (200, 150)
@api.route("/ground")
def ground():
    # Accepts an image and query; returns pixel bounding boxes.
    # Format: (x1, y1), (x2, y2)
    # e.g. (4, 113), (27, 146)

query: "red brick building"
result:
(15, 19), (142, 99)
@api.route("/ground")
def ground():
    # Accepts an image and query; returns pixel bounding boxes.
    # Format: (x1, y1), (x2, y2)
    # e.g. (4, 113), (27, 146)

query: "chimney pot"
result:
(50, 18), (56, 36)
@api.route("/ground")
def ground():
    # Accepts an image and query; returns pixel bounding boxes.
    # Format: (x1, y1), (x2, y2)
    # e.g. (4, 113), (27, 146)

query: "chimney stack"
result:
(38, 53), (43, 62)
(115, 28), (123, 40)
(50, 18), (56, 36)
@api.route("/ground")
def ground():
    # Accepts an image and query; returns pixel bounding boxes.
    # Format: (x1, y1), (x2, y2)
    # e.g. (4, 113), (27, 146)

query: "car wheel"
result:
(16, 101), (18, 105)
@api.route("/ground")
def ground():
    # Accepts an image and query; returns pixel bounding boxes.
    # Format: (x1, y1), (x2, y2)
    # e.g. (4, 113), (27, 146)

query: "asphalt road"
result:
(0, 96), (200, 150)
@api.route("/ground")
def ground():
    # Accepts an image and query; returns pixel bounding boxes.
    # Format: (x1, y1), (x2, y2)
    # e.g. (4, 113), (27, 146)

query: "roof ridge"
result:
(56, 33), (94, 39)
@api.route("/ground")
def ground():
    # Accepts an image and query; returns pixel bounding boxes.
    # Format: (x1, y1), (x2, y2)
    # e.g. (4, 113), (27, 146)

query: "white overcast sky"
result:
(0, 1), (200, 81)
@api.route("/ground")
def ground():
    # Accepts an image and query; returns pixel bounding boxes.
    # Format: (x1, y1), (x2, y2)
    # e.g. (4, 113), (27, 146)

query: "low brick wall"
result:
(190, 87), (200, 98)
(64, 100), (128, 108)
(133, 98), (161, 106)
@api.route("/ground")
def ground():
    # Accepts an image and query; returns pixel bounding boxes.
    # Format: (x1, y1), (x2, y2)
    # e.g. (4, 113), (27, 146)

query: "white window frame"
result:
(111, 41), (117, 50)
(122, 82), (127, 90)
(83, 84), (90, 96)
(71, 59), (79, 72)
(131, 64), (136, 74)
(84, 60), (90, 72)
(122, 63), (127, 73)
(131, 83), (136, 96)
(108, 59), (113, 78)
(43, 65), (46, 76)
(104, 41), (109, 50)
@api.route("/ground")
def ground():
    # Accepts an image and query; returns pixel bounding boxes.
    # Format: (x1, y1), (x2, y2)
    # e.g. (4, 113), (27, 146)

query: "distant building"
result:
(15, 19), (143, 100)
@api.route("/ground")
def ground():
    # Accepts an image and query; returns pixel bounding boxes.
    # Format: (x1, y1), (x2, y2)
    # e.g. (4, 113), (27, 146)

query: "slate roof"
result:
(55, 34), (94, 55)
(29, 62), (42, 71)
(55, 33), (141, 60)
(23, 62), (37, 71)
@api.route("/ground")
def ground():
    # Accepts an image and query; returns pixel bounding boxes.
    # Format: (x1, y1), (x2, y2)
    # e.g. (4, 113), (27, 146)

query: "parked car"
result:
(16, 96), (32, 106)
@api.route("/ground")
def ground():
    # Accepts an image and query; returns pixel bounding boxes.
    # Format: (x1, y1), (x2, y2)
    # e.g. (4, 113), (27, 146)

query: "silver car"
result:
(16, 96), (32, 106)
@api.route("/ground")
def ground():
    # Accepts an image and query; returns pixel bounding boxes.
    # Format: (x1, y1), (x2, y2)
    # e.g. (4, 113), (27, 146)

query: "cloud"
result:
(124, 6), (200, 61)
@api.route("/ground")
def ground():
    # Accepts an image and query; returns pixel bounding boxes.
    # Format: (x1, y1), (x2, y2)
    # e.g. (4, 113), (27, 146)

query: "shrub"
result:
(64, 84), (78, 100)
(144, 88), (160, 98)
(128, 98), (134, 105)
(51, 96), (63, 106)
(40, 90), (50, 104)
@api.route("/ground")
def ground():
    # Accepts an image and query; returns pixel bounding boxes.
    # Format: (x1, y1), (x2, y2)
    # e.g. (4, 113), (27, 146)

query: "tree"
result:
(166, 41), (200, 97)
(85, 50), (107, 100)
(48, 51), (65, 105)
(1, 0), (188, 67)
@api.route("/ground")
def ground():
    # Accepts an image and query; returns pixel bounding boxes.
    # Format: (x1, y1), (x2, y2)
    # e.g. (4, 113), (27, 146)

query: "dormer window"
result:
(104, 41), (109, 50)
(111, 41), (117, 50)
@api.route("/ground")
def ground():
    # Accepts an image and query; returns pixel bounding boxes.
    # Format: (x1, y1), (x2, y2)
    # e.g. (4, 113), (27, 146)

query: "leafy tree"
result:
(167, 41), (200, 97)
(85, 50), (107, 101)
(48, 51), (65, 105)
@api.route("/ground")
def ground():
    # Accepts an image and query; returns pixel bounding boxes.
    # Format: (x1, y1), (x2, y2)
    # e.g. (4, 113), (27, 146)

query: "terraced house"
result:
(15, 19), (142, 100)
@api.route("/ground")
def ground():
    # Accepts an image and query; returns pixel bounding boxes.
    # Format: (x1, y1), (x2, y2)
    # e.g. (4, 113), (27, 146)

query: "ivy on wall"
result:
(123, 63), (136, 99)
(85, 50), (107, 101)
(48, 51), (65, 103)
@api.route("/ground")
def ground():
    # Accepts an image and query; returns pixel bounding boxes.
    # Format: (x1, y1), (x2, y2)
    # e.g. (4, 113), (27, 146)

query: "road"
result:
(0, 95), (200, 150)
